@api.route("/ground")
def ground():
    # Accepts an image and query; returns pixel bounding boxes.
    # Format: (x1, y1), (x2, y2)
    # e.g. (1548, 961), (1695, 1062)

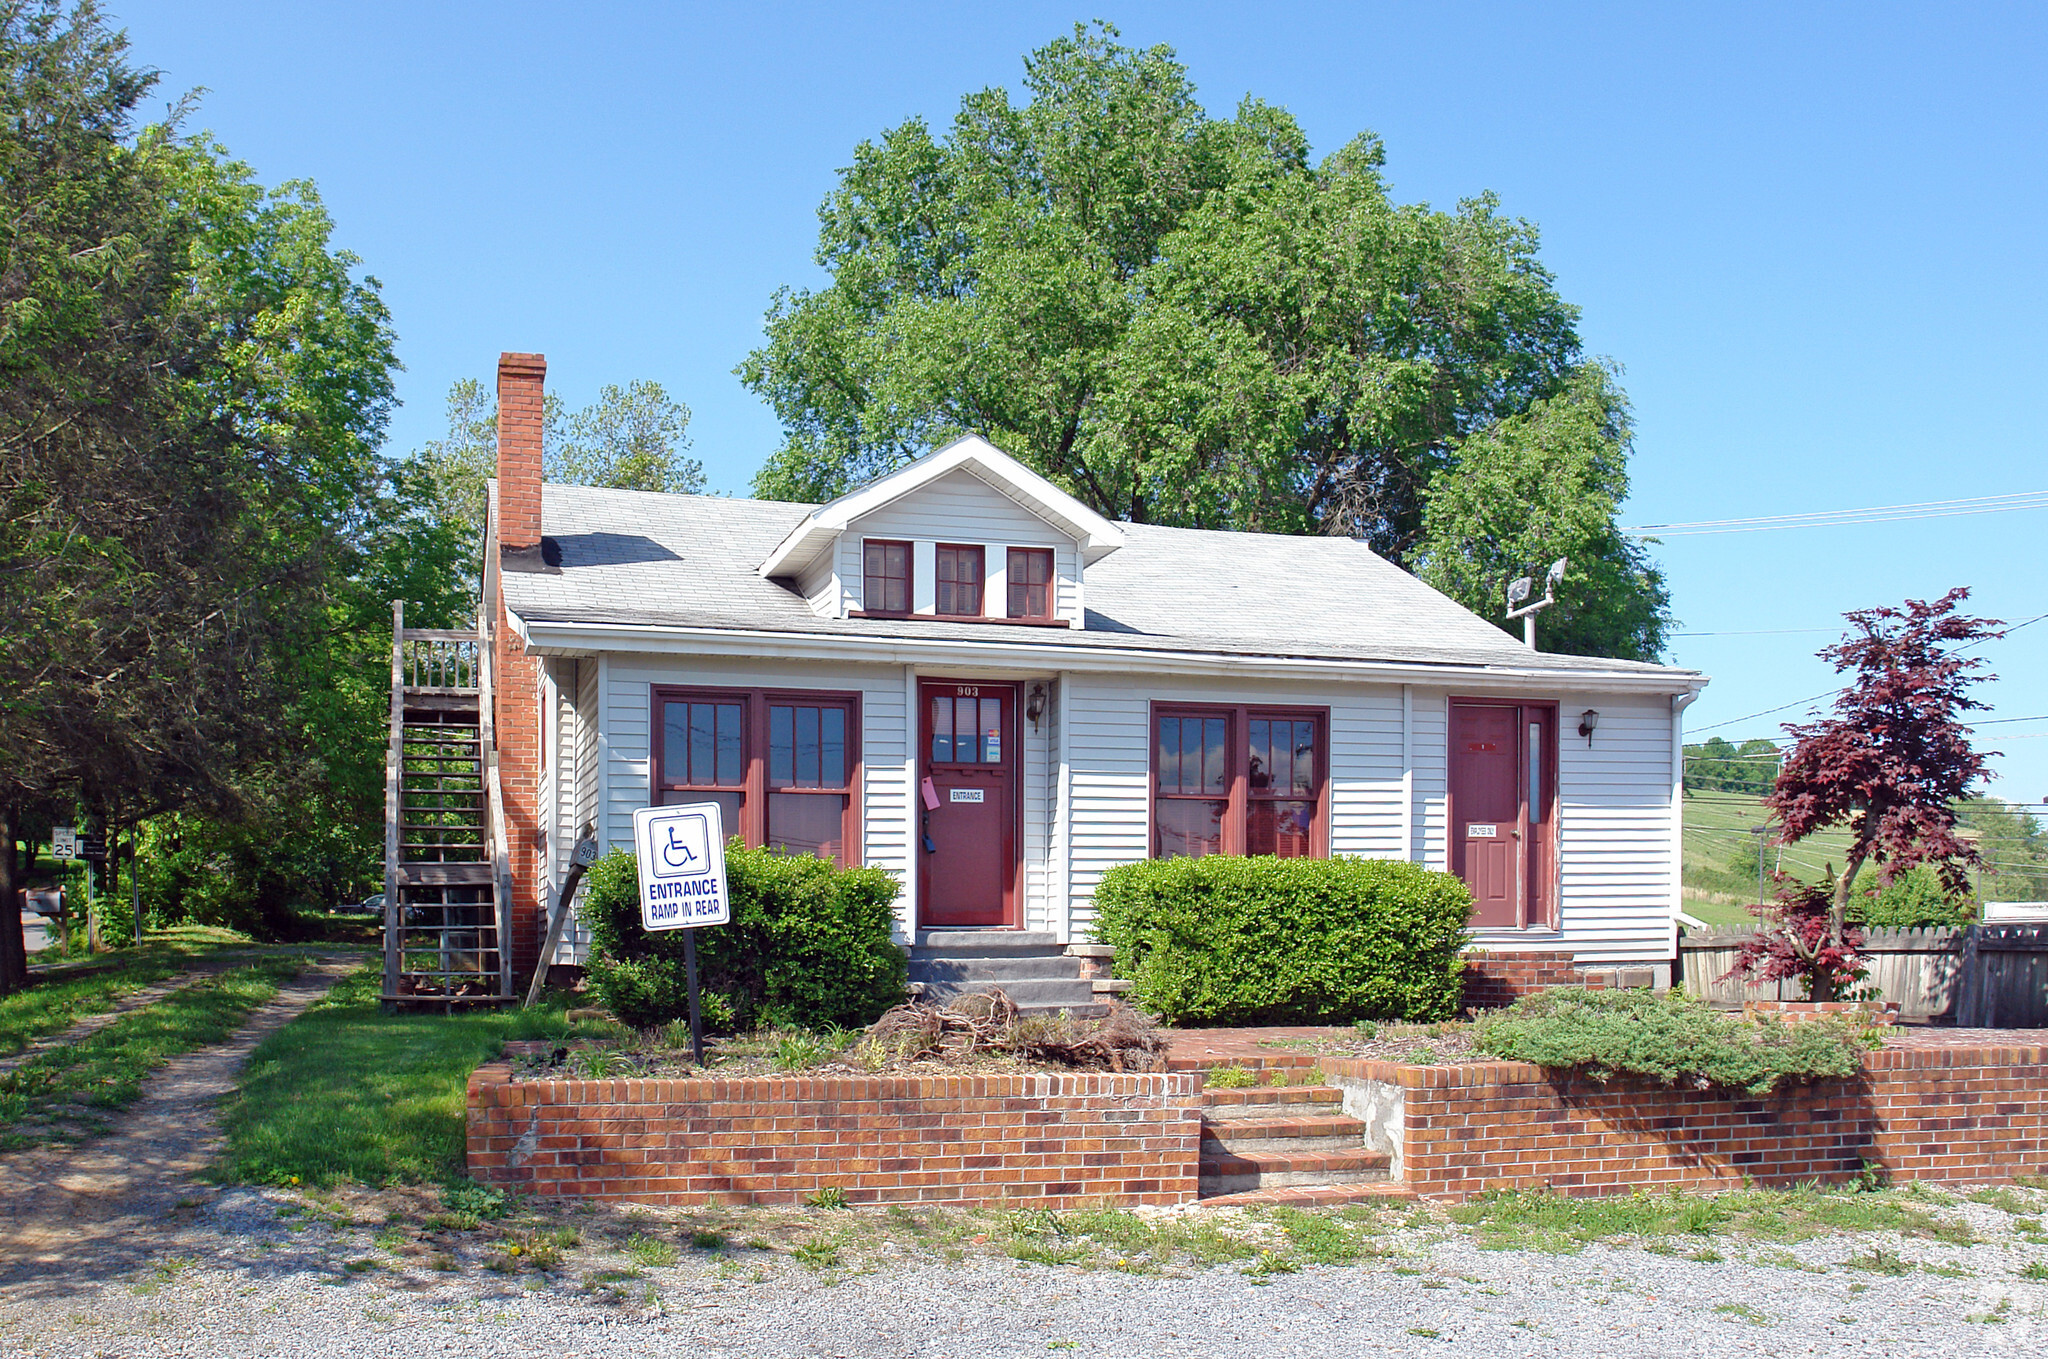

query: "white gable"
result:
(756, 435), (1125, 580)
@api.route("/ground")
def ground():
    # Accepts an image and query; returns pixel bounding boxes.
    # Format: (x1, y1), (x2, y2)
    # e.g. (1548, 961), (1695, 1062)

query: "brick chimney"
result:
(492, 351), (546, 988)
(496, 352), (546, 551)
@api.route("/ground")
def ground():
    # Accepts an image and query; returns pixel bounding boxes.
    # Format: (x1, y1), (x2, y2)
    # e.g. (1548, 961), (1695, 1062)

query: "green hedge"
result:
(577, 845), (906, 1032)
(1472, 988), (1875, 1095)
(1091, 855), (1473, 1025)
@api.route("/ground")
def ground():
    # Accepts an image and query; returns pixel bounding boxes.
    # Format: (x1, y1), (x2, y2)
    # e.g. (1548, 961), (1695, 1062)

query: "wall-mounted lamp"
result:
(1026, 682), (1048, 731)
(1578, 708), (1600, 745)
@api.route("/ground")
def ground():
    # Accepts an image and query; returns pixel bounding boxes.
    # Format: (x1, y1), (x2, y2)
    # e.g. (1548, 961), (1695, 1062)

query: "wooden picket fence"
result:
(1678, 923), (2048, 1027)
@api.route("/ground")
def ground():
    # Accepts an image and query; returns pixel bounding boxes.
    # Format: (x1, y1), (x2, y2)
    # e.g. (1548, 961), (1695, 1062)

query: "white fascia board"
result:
(755, 435), (1127, 578)
(517, 617), (1709, 696)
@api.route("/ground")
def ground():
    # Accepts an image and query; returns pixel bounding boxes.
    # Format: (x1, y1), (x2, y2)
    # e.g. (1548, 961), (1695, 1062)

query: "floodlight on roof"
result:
(1546, 557), (1569, 587)
(1504, 557), (1569, 650)
(1507, 576), (1532, 607)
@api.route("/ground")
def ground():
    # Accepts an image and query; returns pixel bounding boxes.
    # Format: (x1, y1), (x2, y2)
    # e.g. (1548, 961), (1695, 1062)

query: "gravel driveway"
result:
(2, 1187), (2041, 1358)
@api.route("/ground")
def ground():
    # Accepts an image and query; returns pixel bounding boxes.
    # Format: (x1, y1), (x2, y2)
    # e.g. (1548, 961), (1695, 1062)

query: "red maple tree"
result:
(1731, 589), (2000, 1001)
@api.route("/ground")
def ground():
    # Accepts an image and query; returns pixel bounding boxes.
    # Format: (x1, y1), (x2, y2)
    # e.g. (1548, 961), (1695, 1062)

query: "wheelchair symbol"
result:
(661, 825), (700, 872)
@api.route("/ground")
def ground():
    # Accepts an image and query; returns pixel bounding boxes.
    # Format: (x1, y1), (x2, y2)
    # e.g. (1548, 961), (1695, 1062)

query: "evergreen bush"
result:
(577, 845), (905, 1032)
(1472, 988), (1876, 1095)
(1090, 855), (1472, 1025)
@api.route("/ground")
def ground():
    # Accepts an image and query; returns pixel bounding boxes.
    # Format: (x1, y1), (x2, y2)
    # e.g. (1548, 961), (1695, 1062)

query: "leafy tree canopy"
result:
(740, 21), (1669, 658)
(1684, 735), (1785, 796)
(417, 377), (701, 544)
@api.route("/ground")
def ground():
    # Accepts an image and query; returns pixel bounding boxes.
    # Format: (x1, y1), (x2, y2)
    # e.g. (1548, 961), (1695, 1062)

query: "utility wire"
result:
(1623, 490), (2048, 537)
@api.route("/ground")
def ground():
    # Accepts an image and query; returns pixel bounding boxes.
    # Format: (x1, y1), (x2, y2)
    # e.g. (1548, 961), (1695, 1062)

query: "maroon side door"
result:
(1450, 702), (1524, 928)
(1448, 700), (1558, 930)
(919, 681), (1017, 928)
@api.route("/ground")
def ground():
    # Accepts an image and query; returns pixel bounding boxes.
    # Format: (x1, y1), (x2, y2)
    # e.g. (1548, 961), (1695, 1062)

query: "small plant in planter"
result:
(1730, 590), (2000, 1003)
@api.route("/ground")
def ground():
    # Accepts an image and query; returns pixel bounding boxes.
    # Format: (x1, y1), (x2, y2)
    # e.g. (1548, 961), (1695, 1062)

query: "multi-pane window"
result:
(931, 693), (1003, 764)
(653, 688), (859, 867)
(1007, 548), (1053, 620)
(935, 545), (983, 616)
(863, 540), (911, 614)
(1152, 705), (1325, 860)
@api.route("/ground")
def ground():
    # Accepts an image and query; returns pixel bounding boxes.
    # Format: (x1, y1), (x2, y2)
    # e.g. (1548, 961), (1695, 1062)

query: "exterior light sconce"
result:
(1578, 708), (1600, 745)
(1026, 682), (1048, 731)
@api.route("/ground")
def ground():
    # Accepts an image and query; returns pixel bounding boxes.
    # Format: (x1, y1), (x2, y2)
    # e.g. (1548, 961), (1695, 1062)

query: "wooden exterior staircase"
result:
(380, 599), (513, 1008)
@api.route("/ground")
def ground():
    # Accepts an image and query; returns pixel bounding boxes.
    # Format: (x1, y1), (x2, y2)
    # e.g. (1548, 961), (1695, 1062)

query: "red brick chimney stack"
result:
(492, 351), (546, 987)
(496, 352), (547, 550)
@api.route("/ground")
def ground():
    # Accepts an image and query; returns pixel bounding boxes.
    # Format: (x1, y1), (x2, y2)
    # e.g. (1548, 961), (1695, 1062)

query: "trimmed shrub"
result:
(1848, 865), (1978, 929)
(1473, 988), (1876, 1095)
(1091, 855), (1473, 1025)
(577, 845), (905, 1032)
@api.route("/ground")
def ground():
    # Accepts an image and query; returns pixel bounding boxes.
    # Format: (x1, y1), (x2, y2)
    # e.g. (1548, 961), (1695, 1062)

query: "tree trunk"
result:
(0, 806), (25, 996)
(1812, 848), (1870, 1005)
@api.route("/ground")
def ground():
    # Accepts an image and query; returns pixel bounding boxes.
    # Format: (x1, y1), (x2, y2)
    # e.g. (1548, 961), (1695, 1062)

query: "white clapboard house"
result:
(479, 354), (1705, 1009)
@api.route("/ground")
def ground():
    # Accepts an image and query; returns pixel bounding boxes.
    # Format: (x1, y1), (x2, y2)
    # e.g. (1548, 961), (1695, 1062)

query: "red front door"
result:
(919, 681), (1018, 927)
(1448, 701), (1556, 929)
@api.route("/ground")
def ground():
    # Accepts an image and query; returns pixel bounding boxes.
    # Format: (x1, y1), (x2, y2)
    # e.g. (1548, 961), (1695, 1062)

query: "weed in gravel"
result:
(1407, 1328), (1439, 1338)
(373, 1228), (406, 1252)
(1967, 1299), (2014, 1325)
(690, 1228), (728, 1251)
(1205, 1064), (1254, 1089)
(791, 1238), (842, 1270)
(1923, 1261), (1973, 1277)
(1241, 1251), (1301, 1282)
(1714, 1303), (1770, 1326)
(441, 1180), (510, 1221)
(1687, 1248), (1724, 1263)
(2016, 1261), (2048, 1281)
(1261, 1206), (1382, 1265)
(1846, 1282), (1869, 1294)
(428, 1253), (458, 1272)
(422, 1212), (478, 1232)
(1750, 1248), (1825, 1273)
(626, 1233), (680, 1267)
(587, 1268), (645, 1285)
(806, 1186), (851, 1209)
(1969, 1188), (2034, 1215)
(1847, 1247), (1911, 1276)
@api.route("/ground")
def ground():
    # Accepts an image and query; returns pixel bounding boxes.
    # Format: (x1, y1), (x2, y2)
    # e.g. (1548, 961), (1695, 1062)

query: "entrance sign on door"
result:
(632, 802), (730, 931)
(950, 788), (984, 803)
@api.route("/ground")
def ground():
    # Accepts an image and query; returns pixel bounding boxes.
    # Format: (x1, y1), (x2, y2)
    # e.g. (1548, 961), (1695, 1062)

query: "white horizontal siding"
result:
(1550, 695), (1676, 963)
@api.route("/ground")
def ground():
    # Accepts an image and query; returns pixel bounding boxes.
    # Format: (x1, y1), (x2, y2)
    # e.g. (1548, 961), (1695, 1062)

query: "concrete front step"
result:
(1197, 1147), (1390, 1196)
(1201, 1114), (1368, 1157)
(1198, 1181), (1417, 1209)
(910, 930), (1060, 953)
(913, 977), (1099, 1009)
(1200, 1086), (1345, 1119)
(907, 955), (1083, 983)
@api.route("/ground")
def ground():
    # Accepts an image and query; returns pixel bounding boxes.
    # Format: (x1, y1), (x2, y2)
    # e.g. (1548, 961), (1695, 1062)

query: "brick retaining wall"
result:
(466, 1060), (1204, 1208)
(1322, 1039), (2048, 1200)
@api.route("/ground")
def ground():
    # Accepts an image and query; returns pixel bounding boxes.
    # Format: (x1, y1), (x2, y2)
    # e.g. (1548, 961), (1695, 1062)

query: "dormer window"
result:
(863, 539), (911, 614)
(935, 545), (984, 616)
(1007, 548), (1052, 621)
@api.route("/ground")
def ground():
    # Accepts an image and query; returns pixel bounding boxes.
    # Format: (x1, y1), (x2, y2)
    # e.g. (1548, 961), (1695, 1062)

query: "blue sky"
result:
(125, 1), (2048, 802)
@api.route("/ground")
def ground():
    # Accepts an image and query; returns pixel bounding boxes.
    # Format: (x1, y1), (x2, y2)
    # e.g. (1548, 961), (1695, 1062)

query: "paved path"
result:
(0, 958), (355, 1287)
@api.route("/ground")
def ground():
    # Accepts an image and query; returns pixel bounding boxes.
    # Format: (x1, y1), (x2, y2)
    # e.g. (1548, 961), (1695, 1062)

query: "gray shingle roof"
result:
(504, 484), (1695, 680)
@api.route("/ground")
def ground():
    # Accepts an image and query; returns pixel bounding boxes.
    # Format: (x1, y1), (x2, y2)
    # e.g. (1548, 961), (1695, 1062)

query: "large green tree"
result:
(0, 2), (435, 979)
(740, 22), (1669, 658)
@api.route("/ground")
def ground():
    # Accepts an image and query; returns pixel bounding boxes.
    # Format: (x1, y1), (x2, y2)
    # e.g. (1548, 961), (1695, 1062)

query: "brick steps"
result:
(1197, 1181), (1417, 1209)
(1200, 1087), (1345, 1120)
(1199, 1114), (1367, 1155)
(1190, 1059), (1406, 1200)
(1198, 1147), (1392, 1195)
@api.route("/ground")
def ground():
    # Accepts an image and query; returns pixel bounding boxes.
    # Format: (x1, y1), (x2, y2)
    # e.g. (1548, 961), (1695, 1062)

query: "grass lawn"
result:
(213, 966), (615, 1189)
(1, 924), (269, 1057)
(0, 955), (308, 1149)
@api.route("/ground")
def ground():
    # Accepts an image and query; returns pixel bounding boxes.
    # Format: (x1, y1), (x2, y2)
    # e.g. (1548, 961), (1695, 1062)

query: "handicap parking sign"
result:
(632, 803), (731, 931)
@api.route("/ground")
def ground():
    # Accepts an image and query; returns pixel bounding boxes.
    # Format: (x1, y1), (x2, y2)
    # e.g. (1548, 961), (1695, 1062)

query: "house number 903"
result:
(954, 686), (980, 696)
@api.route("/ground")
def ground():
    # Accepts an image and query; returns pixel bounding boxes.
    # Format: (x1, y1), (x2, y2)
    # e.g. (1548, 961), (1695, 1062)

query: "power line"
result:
(1623, 490), (2048, 537)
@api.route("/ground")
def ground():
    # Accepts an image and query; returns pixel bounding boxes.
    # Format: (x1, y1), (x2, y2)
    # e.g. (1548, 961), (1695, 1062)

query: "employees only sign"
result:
(632, 803), (731, 931)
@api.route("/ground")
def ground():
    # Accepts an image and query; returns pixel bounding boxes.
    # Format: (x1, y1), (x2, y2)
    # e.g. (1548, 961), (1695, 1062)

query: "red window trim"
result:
(861, 538), (913, 617)
(934, 543), (985, 617)
(1006, 546), (1055, 621)
(1147, 702), (1330, 859)
(650, 685), (863, 867)
(1447, 695), (1559, 930)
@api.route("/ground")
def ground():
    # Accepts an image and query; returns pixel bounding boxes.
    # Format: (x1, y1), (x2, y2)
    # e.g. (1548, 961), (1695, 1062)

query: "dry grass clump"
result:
(845, 990), (1169, 1073)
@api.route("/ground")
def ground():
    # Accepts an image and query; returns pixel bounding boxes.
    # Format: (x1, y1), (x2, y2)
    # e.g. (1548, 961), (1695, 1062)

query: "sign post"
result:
(631, 802), (731, 1067)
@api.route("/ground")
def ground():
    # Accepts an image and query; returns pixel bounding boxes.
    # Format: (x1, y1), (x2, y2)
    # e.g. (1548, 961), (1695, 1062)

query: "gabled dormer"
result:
(758, 436), (1125, 627)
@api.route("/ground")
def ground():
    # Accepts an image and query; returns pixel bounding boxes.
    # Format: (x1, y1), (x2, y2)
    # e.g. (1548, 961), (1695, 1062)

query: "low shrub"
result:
(1091, 855), (1472, 1025)
(1847, 866), (1978, 929)
(1472, 988), (1877, 1095)
(577, 844), (906, 1032)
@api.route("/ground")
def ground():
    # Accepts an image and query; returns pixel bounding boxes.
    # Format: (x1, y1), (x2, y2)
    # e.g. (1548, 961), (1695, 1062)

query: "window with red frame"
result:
(1006, 547), (1053, 620)
(935, 544), (983, 616)
(862, 540), (910, 614)
(654, 687), (859, 866)
(1152, 705), (1325, 860)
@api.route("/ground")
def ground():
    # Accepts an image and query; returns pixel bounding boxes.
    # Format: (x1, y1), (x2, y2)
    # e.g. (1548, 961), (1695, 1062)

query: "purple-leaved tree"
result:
(1732, 589), (2000, 1002)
